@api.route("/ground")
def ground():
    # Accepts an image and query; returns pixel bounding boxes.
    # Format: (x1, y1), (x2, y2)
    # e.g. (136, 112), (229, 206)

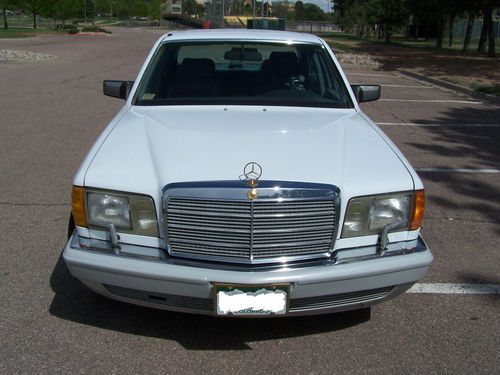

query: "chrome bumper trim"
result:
(71, 233), (428, 272)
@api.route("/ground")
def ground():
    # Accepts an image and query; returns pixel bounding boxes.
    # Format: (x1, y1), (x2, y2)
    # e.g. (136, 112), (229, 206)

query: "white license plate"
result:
(215, 284), (289, 316)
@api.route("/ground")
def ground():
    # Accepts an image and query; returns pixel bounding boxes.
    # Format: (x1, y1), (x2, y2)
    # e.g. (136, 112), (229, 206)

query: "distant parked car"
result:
(64, 30), (432, 317)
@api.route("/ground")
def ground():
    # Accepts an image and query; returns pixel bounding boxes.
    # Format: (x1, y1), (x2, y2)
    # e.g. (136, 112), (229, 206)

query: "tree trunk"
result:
(436, 14), (444, 48)
(462, 12), (475, 52)
(448, 14), (455, 47)
(385, 25), (391, 43)
(478, 10), (488, 52)
(33, 11), (37, 29)
(2, 7), (8, 30)
(485, 4), (495, 58)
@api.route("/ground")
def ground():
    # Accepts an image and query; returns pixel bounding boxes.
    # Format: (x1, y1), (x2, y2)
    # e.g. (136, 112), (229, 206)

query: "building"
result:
(165, 0), (182, 14)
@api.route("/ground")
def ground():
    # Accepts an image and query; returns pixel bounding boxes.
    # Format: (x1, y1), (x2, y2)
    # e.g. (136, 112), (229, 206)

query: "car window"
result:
(134, 41), (352, 108)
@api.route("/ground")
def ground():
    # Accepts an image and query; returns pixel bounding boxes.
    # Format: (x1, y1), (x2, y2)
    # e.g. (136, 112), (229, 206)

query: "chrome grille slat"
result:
(252, 239), (332, 249)
(165, 185), (337, 263)
(289, 287), (393, 311)
(167, 208), (251, 218)
(172, 244), (250, 257)
(168, 223), (251, 234)
(252, 226), (334, 234)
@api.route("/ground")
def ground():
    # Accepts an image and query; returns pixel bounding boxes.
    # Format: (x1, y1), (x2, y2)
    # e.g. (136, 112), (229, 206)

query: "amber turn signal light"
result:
(71, 186), (87, 227)
(409, 190), (425, 230)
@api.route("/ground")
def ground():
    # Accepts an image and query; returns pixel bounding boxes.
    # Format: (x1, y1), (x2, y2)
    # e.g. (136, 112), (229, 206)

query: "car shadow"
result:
(49, 252), (371, 350)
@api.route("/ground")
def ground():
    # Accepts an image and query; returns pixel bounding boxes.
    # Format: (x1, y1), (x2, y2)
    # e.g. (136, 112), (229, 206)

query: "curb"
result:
(398, 70), (500, 105)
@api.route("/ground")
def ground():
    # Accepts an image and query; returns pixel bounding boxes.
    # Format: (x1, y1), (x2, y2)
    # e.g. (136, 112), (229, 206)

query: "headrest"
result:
(224, 47), (263, 61)
(269, 52), (299, 68)
(179, 58), (215, 79)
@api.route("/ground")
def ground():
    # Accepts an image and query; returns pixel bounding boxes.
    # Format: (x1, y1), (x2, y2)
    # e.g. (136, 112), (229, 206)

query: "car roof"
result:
(160, 29), (324, 45)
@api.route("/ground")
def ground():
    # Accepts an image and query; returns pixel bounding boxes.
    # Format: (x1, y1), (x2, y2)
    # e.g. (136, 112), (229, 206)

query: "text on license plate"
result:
(215, 284), (289, 316)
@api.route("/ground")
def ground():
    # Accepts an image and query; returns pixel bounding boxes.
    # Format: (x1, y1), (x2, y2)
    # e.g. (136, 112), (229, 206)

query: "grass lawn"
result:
(318, 32), (500, 97)
(319, 32), (500, 55)
(0, 28), (66, 38)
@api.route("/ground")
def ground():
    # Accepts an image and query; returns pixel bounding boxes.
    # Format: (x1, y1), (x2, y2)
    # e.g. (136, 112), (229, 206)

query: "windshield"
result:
(133, 41), (352, 108)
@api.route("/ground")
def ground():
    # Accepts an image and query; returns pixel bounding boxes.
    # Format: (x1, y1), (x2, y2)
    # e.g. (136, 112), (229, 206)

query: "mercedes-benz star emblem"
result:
(243, 162), (262, 181)
(243, 162), (262, 195)
(243, 161), (262, 182)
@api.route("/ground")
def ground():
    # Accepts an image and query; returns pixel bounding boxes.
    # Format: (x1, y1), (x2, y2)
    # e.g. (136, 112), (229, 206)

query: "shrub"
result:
(81, 26), (112, 34)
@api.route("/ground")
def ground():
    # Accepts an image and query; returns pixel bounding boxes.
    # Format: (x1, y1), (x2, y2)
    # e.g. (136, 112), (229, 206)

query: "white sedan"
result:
(63, 29), (432, 317)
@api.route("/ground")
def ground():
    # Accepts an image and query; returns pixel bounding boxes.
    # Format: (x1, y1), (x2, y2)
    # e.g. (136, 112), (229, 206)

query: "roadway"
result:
(0, 28), (498, 374)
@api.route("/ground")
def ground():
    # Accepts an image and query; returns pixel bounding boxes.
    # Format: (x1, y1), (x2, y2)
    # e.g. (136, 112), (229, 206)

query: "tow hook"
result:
(107, 223), (121, 254)
(377, 221), (404, 256)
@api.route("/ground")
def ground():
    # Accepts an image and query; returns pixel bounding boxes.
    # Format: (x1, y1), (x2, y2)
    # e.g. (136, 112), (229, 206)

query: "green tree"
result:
(182, 0), (197, 15)
(43, 0), (81, 22)
(366, 0), (409, 42)
(148, 0), (163, 19)
(477, 0), (499, 57)
(1, 0), (15, 29)
(303, 3), (328, 21)
(294, 1), (304, 20)
(19, 0), (47, 28)
(333, 0), (371, 37)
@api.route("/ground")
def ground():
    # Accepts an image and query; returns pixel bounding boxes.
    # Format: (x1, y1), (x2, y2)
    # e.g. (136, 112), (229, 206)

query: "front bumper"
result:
(63, 234), (433, 316)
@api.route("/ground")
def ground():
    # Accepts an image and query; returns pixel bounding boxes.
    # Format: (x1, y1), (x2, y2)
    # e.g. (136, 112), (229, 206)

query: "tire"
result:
(67, 213), (75, 240)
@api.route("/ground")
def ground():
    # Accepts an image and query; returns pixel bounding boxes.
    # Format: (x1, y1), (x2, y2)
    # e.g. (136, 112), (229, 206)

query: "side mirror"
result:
(350, 85), (381, 103)
(103, 80), (134, 100)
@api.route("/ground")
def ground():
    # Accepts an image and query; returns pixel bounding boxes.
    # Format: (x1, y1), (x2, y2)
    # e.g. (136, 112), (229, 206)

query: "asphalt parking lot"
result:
(0, 28), (499, 374)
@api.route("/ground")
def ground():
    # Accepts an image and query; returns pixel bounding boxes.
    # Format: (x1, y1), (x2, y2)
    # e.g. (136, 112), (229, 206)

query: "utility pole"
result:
(252, 0), (255, 28)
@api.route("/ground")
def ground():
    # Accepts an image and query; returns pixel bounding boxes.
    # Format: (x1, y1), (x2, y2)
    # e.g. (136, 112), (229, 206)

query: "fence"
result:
(2, 15), (55, 29)
(450, 19), (500, 46)
(122, 19), (177, 29)
(286, 21), (341, 33)
(444, 19), (500, 52)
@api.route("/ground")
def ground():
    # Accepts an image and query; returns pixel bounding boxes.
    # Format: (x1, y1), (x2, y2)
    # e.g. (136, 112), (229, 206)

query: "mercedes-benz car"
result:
(63, 29), (433, 317)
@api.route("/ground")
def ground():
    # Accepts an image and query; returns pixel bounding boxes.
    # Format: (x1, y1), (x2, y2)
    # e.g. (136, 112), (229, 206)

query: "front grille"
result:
(104, 284), (213, 312)
(166, 196), (336, 263)
(289, 287), (393, 311)
(104, 284), (391, 313)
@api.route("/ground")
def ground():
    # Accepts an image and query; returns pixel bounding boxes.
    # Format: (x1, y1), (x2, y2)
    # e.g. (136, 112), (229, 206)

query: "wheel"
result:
(67, 213), (75, 240)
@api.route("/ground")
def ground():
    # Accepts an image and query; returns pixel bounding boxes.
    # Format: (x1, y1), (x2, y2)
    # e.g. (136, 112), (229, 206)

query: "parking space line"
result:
(378, 122), (500, 127)
(379, 99), (483, 104)
(345, 72), (394, 77)
(407, 283), (500, 294)
(381, 84), (433, 89)
(415, 168), (500, 174)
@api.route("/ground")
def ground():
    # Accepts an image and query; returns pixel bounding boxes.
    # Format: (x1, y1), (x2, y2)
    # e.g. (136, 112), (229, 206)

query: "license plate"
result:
(214, 284), (289, 316)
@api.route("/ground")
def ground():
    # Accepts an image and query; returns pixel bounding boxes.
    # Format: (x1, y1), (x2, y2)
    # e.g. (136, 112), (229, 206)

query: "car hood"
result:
(84, 106), (414, 203)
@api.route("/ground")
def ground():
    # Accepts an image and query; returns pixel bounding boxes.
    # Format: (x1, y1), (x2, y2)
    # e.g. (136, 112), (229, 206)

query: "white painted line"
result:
(345, 72), (394, 77)
(379, 99), (483, 104)
(377, 122), (500, 127)
(415, 168), (500, 174)
(381, 84), (433, 89)
(407, 283), (500, 295)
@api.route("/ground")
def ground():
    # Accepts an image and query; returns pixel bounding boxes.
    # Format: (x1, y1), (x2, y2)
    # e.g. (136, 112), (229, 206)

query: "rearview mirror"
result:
(103, 80), (134, 100)
(350, 85), (381, 103)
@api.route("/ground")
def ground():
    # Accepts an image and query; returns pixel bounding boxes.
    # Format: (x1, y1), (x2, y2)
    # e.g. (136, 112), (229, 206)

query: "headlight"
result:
(88, 193), (131, 228)
(342, 192), (419, 238)
(83, 189), (158, 237)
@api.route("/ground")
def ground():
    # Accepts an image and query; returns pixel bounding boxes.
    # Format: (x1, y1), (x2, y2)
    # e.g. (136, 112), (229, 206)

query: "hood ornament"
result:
(243, 162), (262, 199)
